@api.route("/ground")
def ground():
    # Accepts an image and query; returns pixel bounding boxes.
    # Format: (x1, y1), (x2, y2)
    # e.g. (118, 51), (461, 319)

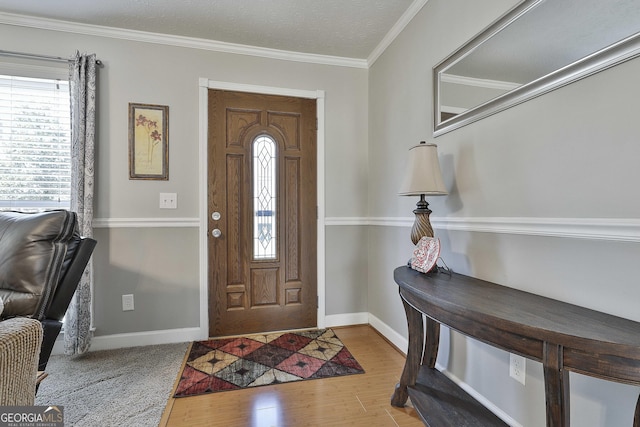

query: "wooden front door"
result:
(207, 89), (317, 337)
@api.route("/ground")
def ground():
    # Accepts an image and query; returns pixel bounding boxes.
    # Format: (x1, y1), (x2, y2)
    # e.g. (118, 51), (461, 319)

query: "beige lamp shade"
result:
(399, 142), (447, 196)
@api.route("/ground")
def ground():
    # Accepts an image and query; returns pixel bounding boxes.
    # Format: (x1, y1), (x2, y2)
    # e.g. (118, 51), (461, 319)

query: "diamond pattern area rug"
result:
(174, 328), (364, 397)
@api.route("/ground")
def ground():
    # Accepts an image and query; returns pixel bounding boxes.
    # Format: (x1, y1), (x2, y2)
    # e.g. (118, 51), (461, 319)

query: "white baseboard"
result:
(52, 315), (369, 355)
(367, 312), (408, 354)
(435, 366), (522, 427)
(324, 312), (368, 328)
(51, 314), (370, 355)
(50, 327), (202, 354)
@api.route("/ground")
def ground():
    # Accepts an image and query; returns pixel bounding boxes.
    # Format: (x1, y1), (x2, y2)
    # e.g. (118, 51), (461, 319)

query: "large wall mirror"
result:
(434, 0), (640, 137)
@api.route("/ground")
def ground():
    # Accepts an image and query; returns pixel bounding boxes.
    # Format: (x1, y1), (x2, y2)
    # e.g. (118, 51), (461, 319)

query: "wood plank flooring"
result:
(159, 325), (423, 426)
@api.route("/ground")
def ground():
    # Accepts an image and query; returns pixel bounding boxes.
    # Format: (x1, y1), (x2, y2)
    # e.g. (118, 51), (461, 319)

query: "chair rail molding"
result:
(93, 217), (199, 228)
(95, 216), (640, 242)
(433, 217), (640, 242)
(325, 216), (640, 243)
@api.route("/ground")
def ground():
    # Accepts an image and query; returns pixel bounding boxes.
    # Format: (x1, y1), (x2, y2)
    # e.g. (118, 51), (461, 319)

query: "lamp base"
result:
(410, 194), (435, 245)
(410, 208), (434, 245)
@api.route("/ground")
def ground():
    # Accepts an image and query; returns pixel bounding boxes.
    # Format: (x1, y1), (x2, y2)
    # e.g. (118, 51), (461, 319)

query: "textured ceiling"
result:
(0, 0), (416, 59)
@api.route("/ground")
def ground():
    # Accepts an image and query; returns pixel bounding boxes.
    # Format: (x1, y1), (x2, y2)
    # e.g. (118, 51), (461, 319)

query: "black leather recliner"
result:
(0, 210), (97, 371)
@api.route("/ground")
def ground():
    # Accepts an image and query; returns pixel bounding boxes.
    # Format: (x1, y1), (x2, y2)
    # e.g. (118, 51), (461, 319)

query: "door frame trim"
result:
(197, 78), (326, 339)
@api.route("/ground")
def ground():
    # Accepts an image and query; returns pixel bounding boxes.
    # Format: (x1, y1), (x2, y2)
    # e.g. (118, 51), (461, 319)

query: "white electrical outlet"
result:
(122, 294), (135, 311)
(509, 353), (526, 385)
(159, 193), (177, 209)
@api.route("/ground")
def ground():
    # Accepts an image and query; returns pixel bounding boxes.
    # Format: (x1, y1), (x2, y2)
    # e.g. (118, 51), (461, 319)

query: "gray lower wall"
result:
(89, 222), (385, 337)
(436, 227), (640, 426)
(92, 227), (200, 336)
(366, 226), (414, 336)
(325, 225), (369, 316)
(92, 224), (372, 336)
(368, 224), (640, 426)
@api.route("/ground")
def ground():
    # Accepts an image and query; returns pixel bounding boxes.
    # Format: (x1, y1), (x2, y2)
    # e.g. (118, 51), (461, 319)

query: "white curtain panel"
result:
(65, 52), (96, 355)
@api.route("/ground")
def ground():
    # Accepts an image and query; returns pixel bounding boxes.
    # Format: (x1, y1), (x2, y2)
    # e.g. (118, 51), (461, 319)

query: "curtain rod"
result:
(0, 50), (103, 66)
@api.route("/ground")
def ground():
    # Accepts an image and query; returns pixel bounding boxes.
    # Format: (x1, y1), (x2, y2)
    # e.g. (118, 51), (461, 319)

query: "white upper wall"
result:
(0, 22), (369, 220)
(369, 0), (640, 332)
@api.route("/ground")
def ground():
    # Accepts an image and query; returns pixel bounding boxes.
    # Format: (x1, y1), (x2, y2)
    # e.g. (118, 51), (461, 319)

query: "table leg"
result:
(391, 295), (424, 407)
(543, 342), (570, 427)
(633, 393), (639, 427)
(421, 318), (440, 368)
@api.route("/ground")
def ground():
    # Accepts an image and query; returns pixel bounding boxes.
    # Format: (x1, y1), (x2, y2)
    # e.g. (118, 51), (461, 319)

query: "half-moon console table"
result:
(390, 266), (640, 427)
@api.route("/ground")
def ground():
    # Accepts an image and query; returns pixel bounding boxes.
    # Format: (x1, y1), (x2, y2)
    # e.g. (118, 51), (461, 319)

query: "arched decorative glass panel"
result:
(252, 135), (277, 259)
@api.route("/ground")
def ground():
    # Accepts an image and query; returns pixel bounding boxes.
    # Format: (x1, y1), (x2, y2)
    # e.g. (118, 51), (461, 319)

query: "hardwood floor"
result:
(159, 325), (423, 426)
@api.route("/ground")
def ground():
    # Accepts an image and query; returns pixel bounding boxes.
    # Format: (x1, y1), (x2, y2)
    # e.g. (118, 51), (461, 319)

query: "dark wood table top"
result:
(395, 266), (640, 362)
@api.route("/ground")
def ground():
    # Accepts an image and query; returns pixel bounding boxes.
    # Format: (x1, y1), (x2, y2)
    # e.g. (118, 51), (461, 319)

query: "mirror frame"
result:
(433, 0), (640, 137)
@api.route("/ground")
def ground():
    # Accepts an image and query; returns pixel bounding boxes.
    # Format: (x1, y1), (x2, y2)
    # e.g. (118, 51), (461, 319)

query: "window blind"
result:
(0, 74), (71, 212)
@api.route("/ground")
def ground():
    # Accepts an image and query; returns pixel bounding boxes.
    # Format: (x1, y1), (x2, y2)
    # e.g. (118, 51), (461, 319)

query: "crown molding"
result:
(368, 0), (430, 67)
(0, 11), (368, 69)
(441, 73), (521, 91)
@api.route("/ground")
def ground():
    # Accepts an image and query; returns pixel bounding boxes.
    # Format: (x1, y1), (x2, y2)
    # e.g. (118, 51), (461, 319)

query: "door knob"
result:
(212, 229), (222, 238)
(211, 212), (221, 221)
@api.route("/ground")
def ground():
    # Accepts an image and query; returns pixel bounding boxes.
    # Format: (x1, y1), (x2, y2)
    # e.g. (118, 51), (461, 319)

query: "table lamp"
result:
(398, 141), (447, 245)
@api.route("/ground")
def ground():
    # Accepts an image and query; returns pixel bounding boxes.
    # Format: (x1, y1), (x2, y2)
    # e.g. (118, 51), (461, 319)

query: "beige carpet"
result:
(35, 342), (189, 427)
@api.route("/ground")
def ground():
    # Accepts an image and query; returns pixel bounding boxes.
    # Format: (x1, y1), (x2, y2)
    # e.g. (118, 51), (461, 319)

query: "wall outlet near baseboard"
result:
(509, 353), (526, 385)
(122, 294), (135, 311)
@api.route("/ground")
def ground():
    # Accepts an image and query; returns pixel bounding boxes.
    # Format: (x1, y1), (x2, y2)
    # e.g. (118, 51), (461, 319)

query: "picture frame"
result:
(128, 103), (169, 180)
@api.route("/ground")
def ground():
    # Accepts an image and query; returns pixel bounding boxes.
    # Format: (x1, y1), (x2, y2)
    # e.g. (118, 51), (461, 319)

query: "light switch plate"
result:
(159, 193), (177, 209)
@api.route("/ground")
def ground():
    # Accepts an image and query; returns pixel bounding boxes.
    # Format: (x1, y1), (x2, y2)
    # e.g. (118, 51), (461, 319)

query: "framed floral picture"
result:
(128, 103), (169, 180)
